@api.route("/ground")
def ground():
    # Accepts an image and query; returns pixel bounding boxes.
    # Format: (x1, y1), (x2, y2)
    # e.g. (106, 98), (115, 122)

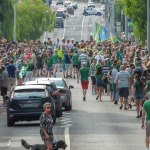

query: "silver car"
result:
(36, 78), (74, 111)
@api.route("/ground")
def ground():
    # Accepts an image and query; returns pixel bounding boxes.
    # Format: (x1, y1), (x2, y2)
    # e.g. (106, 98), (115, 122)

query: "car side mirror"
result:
(69, 85), (74, 89)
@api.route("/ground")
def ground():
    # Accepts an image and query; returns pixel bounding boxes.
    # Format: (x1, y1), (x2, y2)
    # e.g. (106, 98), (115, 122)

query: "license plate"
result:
(22, 103), (38, 107)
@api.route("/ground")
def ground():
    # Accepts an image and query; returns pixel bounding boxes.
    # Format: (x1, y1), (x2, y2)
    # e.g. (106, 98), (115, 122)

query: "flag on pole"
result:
(100, 26), (107, 41)
(94, 22), (102, 42)
(110, 33), (123, 43)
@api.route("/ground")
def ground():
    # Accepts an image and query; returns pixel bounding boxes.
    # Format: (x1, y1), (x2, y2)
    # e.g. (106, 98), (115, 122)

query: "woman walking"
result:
(95, 66), (105, 101)
(133, 74), (144, 118)
(40, 102), (53, 150)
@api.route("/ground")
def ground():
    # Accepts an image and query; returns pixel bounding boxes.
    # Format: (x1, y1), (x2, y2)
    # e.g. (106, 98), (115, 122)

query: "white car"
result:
(82, 7), (102, 16)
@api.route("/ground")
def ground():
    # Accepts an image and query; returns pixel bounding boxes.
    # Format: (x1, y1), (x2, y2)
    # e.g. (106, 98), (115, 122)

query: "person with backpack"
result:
(133, 74), (145, 118)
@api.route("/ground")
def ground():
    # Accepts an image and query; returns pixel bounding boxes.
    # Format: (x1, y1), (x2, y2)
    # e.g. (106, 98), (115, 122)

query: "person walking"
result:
(141, 100), (150, 150)
(95, 66), (105, 101)
(90, 58), (97, 95)
(116, 65), (131, 110)
(78, 62), (90, 101)
(25, 59), (34, 82)
(40, 102), (53, 150)
(7, 60), (16, 91)
(133, 74), (144, 118)
(52, 50), (59, 77)
(72, 50), (79, 79)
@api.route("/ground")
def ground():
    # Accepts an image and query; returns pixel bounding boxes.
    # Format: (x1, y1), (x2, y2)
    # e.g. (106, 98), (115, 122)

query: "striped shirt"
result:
(79, 54), (89, 65)
(116, 71), (130, 88)
(102, 65), (111, 75)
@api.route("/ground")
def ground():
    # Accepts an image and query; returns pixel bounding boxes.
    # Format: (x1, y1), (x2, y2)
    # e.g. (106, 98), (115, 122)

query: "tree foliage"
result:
(0, 0), (56, 41)
(16, 0), (56, 41)
(121, 0), (147, 42)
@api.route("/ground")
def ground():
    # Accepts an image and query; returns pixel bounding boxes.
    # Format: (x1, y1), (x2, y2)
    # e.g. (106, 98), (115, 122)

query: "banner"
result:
(94, 22), (102, 42)
(100, 26), (107, 41)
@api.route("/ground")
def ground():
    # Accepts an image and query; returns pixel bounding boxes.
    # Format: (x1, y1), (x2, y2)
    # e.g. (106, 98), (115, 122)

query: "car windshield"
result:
(13, 89), (46, 99)
(50, 80), (64, 87)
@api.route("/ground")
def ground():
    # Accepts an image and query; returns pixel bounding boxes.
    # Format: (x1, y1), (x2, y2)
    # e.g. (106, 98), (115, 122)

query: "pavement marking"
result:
(81, 16), (85, 40)
(7, 140), (11, 147)
(64, 127), (70, 150)
(62, 18), (67, 39)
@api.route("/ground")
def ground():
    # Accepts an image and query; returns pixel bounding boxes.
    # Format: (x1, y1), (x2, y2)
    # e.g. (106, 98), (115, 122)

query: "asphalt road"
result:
(0, 71), (146, 150)
(41, 1), (105, 42)
(0, 2), (146, 150)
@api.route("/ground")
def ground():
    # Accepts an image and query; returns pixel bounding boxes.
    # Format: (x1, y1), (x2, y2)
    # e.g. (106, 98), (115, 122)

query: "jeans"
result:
(113, 83), (118, 101)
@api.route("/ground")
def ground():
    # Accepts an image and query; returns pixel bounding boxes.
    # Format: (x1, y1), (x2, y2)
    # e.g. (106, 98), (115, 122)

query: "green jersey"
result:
(52, 53), (58, 64)
(95, 72), (104, 79)
(18, 63), (26, 70)
(134, 81), (144, 93)
(72, 54), (79, 65)
(36, 55), (42, 64)
(143, 100), (150, 121)
(96, 63), (101, 69)
(45, 57), (52, 67)
(26, 62), (34, 71)
(147, 80), (150, 91)
(79, 67), (89, 81)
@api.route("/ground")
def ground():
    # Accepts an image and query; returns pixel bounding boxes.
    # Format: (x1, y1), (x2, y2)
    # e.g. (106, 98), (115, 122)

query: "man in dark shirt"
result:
(7, 60), (16, 91)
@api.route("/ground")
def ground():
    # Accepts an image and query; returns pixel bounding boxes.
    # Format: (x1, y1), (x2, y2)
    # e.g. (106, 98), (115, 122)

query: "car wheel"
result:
(65, 101), (72, 111)
(97, 12), (101, 16)
(56, 107), (62, 117)
(85, 13), (88, 16)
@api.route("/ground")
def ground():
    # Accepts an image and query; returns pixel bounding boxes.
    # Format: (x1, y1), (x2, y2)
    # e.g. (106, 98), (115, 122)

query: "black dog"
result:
(21, 139), (67, 150)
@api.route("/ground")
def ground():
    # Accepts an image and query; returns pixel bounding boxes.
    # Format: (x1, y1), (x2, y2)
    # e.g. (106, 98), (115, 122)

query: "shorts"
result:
(1, 86), (7, 96)
(65, 64), (71, 71)
(118, 87), (129, 99)
(134, 92), (144, 99)
(73, 65), (79, 69)
(36, 64), (43, 70)
(91, 76), (96, 85)
(58, 57), (62, 63)
(146, 121), (150, 136)
(9, 78), (16, 86)
(96, 79), (104, 87)
(46, 66), (52, 71)
(62, 66), (66, 71)
(81, 80), (89, 90)
(53, 64), (58, 69)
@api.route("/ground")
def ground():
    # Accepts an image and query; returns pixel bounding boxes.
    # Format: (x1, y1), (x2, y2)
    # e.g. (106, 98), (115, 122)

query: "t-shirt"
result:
(57, 49), (63, 58)
(64, 54), (71, 64)
(111, 68), (118, 83)
(90, 63), (96, 77)
(26, 62), (34, 71)
(79, 67), (89, 81)
(1, 70), (8, 88)
(45, 57), (52, 67)
(36, 55), (42, 65)
(116, 71), (130, 88)
(52, 53), (58, 64)
(72, 54), (79, 65)
(95, 72), (104, 79)
(134, 81), (144, 93)
(143, 100), (150, 121)
(147, 80), (150, 91)
(96, 63), (102, 69)
(102, 65), (111, 75)
(7, 64), (16, 78)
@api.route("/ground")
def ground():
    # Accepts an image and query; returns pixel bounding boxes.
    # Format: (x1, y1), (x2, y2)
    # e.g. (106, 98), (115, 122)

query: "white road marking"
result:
(7, 140), (11, 147)
(65, 127), (70, 150)
(62, 19), (67, 39)
(81, 16), (85, 40)
(61, 121), (73, 124)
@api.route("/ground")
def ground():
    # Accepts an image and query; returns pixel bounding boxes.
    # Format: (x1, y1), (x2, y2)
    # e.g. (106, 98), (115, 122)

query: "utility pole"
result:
(125, 15), (128, 41)
(147, 0), (150, 54)
(14, 0), (17, 42)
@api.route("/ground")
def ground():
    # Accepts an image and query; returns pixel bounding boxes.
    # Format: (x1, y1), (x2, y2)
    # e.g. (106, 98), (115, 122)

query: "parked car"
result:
(55, 17), (64, 28)
(36, 78), (74, 111)
(23, 80), (62, 117)
(56, 8), (69, 19)
(56, 0), (63, 5)
(66, 6), (74, 14)
(70, 2), (78, 9)
(6, 85), (56, 126)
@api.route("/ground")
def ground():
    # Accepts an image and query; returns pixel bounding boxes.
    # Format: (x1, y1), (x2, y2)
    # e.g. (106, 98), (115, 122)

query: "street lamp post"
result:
(147, 0), (150, 54)
(14, 0), (17, 42)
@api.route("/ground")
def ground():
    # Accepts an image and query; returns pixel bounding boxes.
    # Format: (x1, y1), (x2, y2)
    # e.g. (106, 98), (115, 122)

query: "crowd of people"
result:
(0, 37), (150, 149)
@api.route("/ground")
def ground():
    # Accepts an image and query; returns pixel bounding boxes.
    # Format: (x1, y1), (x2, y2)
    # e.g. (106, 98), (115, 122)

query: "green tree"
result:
(0, 0), (14, 39)
(16, 0), (56, 41)
(121, 0), (147, 42)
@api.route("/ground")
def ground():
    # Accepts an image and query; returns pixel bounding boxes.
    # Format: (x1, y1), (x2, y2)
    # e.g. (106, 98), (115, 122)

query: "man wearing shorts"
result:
(44, 53), (52, 77)
(116, 65), (131, 110)
(52, 50), (59, 77)
(78, 62), (90, 101)
(142, 100), (150, 150)
(72, 50), (79, 79)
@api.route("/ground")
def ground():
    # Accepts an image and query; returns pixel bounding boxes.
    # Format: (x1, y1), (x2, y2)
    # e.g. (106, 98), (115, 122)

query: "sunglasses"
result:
(46, 107), (51, 109)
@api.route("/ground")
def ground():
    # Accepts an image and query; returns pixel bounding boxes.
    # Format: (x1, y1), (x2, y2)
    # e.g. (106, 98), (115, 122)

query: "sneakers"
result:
(136, 115), (140, 118)
(96, 95), (99, 100)
(114, 101), (118, 105)
(124, 107), (128, 110)
(128, 104), (132, 109)
(73, 76), (76, 79)
(83, 96), (86, 101)
(119, 105), (123, 109)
